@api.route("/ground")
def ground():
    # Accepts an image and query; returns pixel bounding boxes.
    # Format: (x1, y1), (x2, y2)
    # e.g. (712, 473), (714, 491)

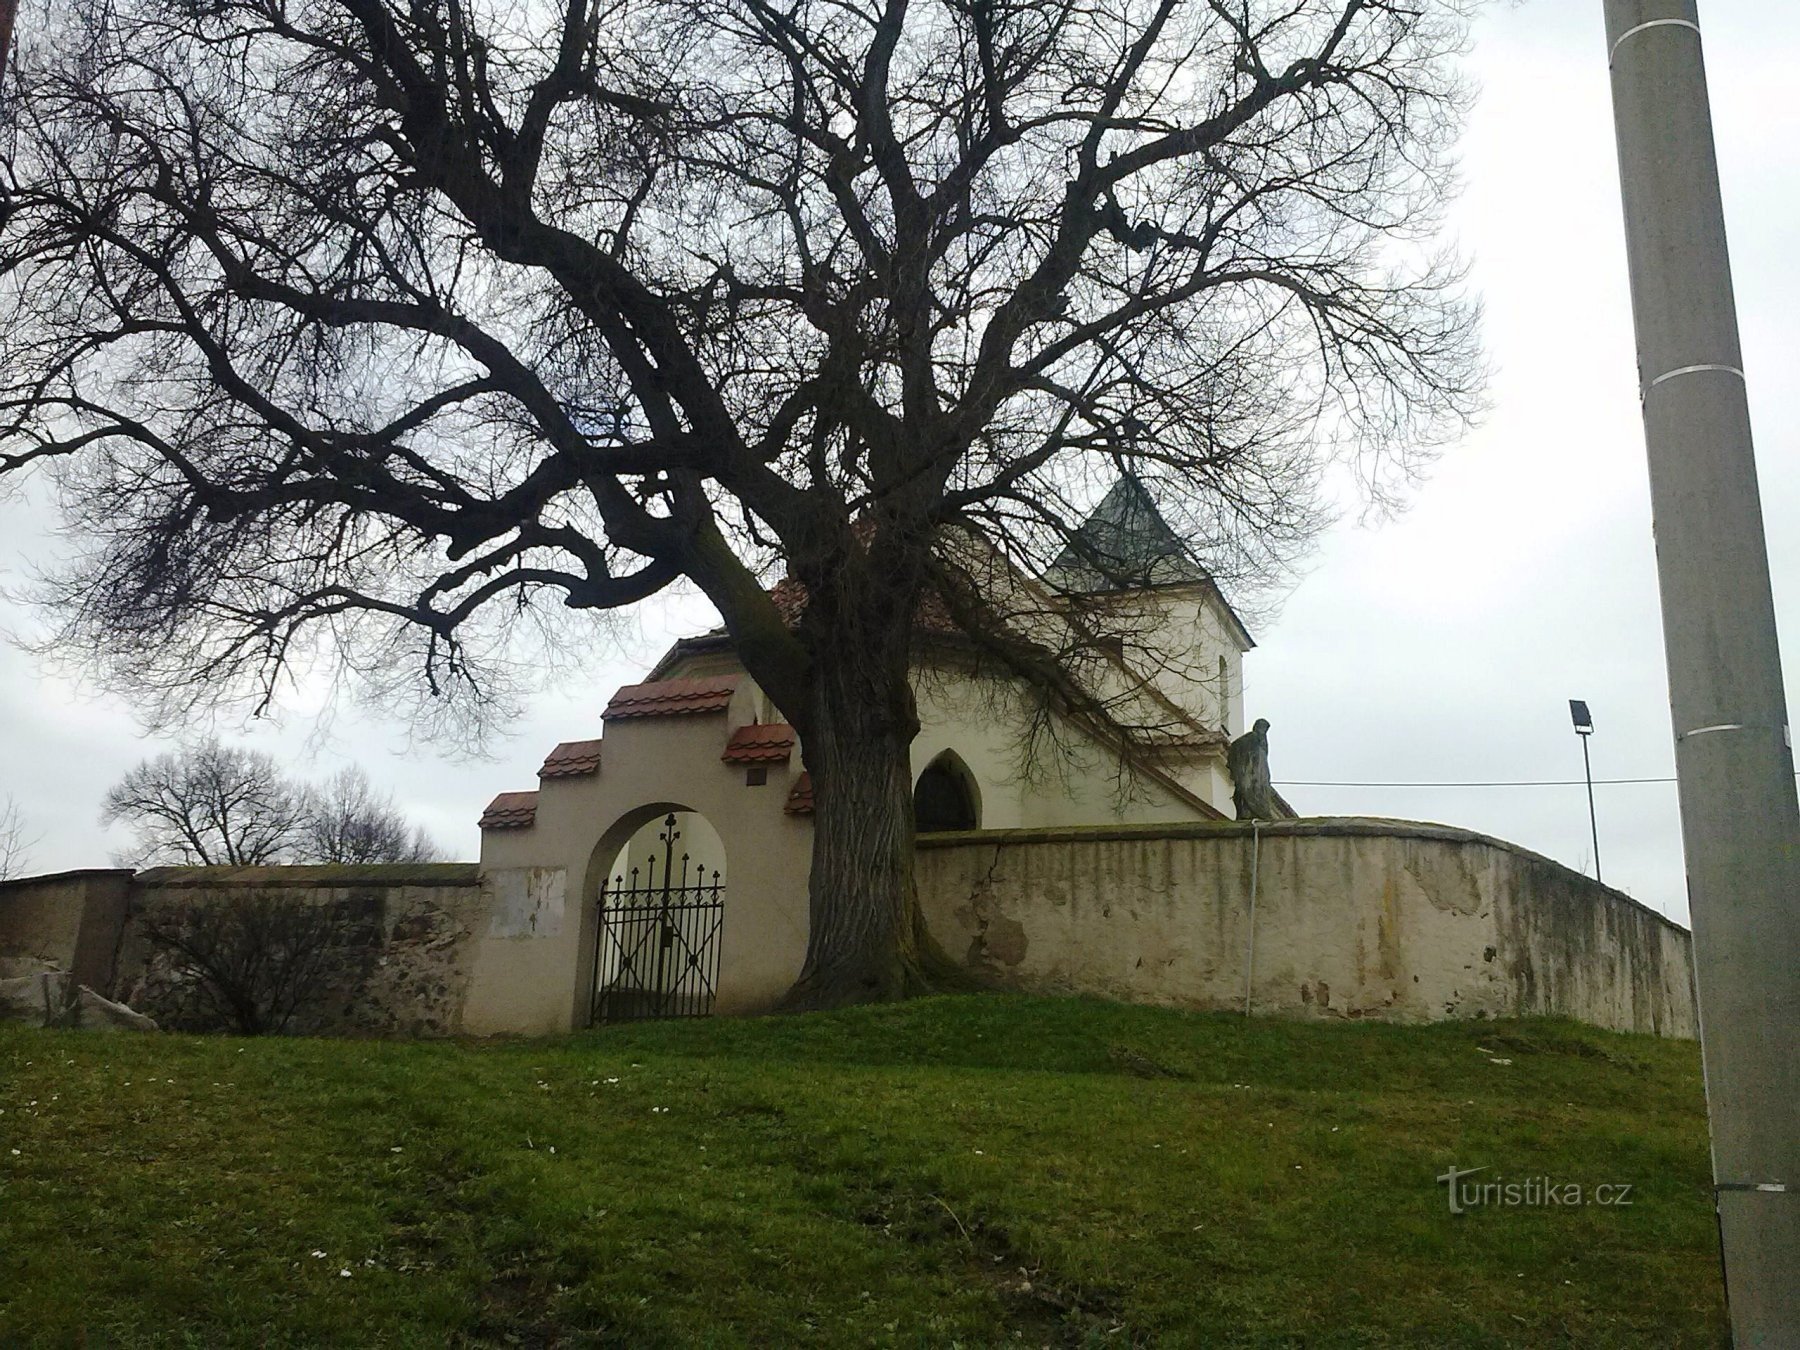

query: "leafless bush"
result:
(137, 891), (366, 1034)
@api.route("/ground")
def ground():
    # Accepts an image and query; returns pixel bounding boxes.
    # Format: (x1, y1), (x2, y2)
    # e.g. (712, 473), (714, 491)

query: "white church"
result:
(472, 478), (1264, 1029)
(463, 477), (1693, 1041)
(3, 481), (1696, 1042)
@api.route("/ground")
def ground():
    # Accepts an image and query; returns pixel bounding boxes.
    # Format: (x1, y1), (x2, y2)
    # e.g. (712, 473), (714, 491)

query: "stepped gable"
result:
(539, 738), (602, 778)
(722, 724), (796, 765)
(604, 674), (739, 719)
(479, 790), (539, 831)
(783, 772), (815, 815)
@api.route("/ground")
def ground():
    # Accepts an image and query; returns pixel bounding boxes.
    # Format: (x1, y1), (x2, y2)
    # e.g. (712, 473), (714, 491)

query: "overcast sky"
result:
(4, 1), (1796, 927)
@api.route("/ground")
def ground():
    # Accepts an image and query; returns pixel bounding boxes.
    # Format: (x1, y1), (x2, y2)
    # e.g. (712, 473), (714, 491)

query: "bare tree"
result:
(0, 0), (1482, 1005)
(0, 794), (34, 880)
(102, 740), (439, 866)
(305, 766), (440, 864)
(102, 740), (313, 866)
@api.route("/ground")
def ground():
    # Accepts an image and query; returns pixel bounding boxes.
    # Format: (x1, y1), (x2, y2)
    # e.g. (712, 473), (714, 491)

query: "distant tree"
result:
(1, 0), (1483, 1006)
(102, 741), (311, 867)
(0, 794), (34, 880)
(103, 741), (438, 867)
(304, 766), (440, 864)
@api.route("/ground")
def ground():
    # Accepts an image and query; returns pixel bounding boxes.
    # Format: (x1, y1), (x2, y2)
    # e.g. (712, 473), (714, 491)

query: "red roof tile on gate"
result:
(604, 675), (739, 719)
(479, 790), (539, 830)
(539, 738), (603, 778)
(784, 772), (815, 815)
(722, 723), (797, 765)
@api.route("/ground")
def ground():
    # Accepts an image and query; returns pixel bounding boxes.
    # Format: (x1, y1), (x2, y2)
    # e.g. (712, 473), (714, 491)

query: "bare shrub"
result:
(137, 892), (367, 1035)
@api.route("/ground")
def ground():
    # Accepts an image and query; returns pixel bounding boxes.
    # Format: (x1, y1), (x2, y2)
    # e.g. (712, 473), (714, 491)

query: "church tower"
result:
(1046, 474), (1255, 745)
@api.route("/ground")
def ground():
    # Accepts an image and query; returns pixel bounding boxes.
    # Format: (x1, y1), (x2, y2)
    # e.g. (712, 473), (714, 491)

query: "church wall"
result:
(116, 865), (489, 1037)
(1047, 586), (1244, 738)
(1201, 600), (1246, 738)
(909, 674), (1213, 828)
(1146, 590), (1231, 730)
(1108, 587), (1247, 735)
(8, 815), (1694, 1039)
(914, 818), (1696, 1037)
(1, 864), (489, 1036)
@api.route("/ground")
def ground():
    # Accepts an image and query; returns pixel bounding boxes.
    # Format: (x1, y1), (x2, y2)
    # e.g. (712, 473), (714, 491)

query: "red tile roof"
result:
(539, 738), (603, 778)
(768, 577), (808, 627)
(764, 577), (958, 637)
(722, 723), (797, 765)
(479, 790), (539, 831)
(784, 772), (815, 815)
(604, 675), (739, 719)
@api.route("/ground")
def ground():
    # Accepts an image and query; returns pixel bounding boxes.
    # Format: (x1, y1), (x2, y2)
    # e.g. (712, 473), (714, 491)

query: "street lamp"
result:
(1568, 699), (1600, 885)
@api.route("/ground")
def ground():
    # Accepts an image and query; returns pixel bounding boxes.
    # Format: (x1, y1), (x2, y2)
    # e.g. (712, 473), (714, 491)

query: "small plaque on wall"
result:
(486, 867), (566, 938)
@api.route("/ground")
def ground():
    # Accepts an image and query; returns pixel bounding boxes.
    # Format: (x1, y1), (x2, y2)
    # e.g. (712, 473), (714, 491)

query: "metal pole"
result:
(1580, 733), (1602, 884)
(653, 815), (678, 1015)
(1602, 3), (1800, 1339)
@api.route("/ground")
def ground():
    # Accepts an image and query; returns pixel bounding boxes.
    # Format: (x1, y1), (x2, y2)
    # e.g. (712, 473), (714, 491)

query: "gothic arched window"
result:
(914, 753), (979, 832)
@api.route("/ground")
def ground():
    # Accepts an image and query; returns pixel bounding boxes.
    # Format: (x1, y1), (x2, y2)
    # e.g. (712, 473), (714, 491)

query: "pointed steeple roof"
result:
(1049, 474), (1208, 591)
(1046, 473), (1256, 649)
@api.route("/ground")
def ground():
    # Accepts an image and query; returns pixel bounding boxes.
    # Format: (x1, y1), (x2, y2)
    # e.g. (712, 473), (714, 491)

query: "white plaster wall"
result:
(616, 812), (727, 886)
(909, 673), (1211, 829)
(915, 818), (1697, 1037)
(464, 653), (1229, 1035)
(651, 609), (1239, 824)
(888, 536), (1246, 817)
(1135, 589), (1243, 733)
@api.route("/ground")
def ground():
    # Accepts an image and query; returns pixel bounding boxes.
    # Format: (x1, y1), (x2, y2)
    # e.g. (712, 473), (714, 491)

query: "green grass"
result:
(0, 996), (1724, 1347)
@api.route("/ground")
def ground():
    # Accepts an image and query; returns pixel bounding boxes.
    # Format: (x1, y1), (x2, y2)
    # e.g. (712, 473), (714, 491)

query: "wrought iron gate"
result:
(590, 814), (724, 1024)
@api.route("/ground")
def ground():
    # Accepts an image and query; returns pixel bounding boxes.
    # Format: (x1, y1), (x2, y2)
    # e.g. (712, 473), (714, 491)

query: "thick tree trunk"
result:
(780, 617), (964, 1009)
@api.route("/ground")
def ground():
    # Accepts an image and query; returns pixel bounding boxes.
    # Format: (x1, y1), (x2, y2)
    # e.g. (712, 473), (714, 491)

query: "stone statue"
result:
(1227, 717), (1278, 821)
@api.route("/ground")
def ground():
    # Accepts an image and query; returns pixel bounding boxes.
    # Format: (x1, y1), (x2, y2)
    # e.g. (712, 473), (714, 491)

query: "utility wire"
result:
(1277, 776), (1673, 788)
(1277, 773), (1800, 789)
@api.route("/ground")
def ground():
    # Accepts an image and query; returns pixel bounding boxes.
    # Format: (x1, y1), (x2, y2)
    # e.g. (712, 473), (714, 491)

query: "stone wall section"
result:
(3, 864), (487, 1036)
(116, 865), (488, 1036)
(2, 819), (1698, 1037)
(0, 870), (134, 992)
(915, 818), (1697, 1037)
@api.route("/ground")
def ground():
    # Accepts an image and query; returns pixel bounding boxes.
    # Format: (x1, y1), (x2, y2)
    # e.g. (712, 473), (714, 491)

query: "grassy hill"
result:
(0, 996), (1724, 1347)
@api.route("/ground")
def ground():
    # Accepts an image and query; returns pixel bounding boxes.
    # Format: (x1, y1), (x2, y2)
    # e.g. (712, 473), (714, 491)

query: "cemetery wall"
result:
(915, 818), (1697, 1037)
